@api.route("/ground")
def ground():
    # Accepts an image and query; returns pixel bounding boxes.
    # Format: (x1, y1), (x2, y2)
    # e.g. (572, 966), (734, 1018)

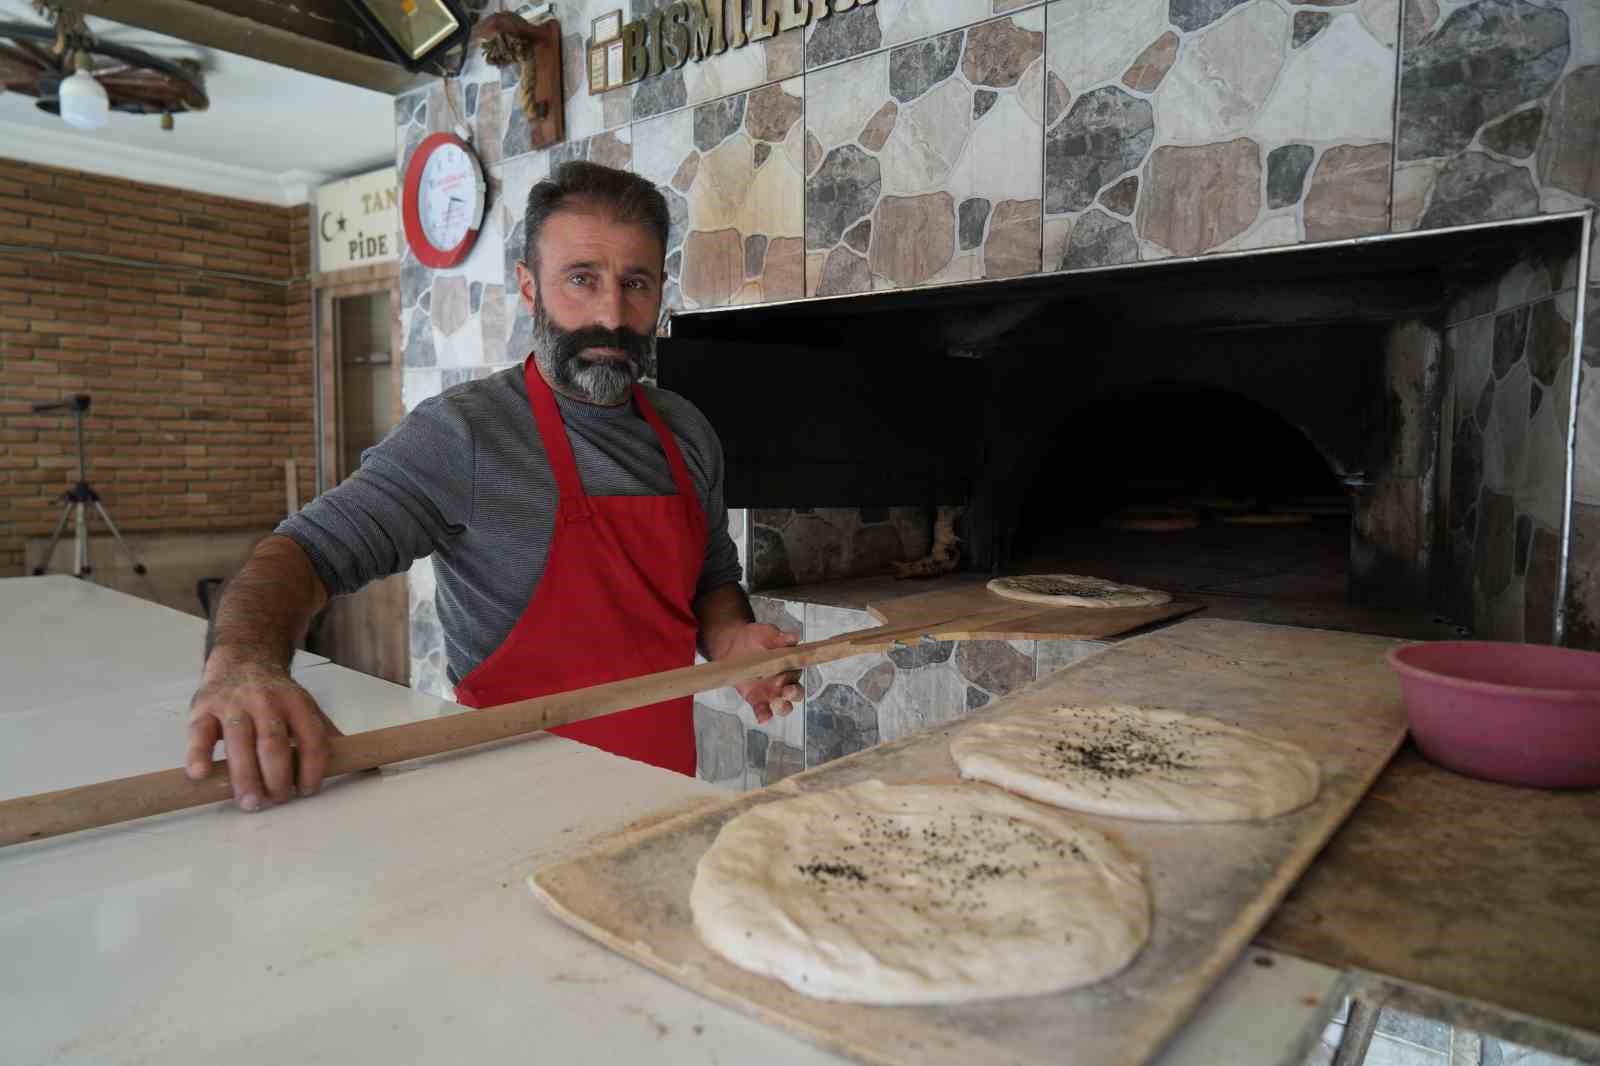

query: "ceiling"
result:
(0, 0), (396, 204)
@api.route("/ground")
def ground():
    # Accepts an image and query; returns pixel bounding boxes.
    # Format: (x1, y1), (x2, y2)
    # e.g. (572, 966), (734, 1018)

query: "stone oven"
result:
(388, 0), (1600, 788)
(662, 212), (1590, 645)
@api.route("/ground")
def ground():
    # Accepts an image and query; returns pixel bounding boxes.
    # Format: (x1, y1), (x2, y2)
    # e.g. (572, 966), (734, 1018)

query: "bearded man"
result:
(187, 161), (801, 811)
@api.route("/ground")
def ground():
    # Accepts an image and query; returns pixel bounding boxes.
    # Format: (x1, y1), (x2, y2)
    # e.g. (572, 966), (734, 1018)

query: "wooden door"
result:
(308, 269), (410, 685)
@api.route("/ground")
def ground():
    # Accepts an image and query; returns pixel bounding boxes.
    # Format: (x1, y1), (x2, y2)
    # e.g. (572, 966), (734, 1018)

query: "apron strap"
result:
(524, 356), (593, 522)
(631, 383), (698, 504)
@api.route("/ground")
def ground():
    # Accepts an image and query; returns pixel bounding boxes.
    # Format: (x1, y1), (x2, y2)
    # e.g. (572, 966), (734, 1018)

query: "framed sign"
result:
(589, 39), (625, 93)
(588, 8), (623, 94)
(591, 9), (622, 42)
(607, 39), (624, 84)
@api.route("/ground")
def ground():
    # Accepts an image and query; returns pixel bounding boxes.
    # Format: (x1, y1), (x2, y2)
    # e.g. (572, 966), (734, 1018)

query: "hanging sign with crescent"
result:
(315, 167), (401, 273)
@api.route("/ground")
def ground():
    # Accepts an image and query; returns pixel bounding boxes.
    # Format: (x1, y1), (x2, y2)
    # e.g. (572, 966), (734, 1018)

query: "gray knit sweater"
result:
(277, 365), (741, 683)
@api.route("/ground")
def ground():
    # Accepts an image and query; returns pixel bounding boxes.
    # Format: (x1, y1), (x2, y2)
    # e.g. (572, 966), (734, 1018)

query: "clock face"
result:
(419, 142), (478, 251)
(403, 133), (486, 268)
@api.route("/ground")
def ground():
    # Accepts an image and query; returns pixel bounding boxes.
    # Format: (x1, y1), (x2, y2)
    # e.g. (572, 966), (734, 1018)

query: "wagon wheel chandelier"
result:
(0, 1), (207, 131)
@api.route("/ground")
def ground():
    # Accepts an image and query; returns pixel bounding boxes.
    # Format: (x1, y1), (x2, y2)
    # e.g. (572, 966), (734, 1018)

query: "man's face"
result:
(514, 206), (665, 405)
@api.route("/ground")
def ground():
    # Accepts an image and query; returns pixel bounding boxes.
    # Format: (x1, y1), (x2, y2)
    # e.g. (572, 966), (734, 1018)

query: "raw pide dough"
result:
(987, 574), (1173, 608)
(1180, 495), (1257, 513)
(1273, 498), (1349, 516)
(1221, 511), (1313, 526)
(951, 704), (1321, 823)
(689, 780), (1150, 1004)
(1102, 511), (1201, 532)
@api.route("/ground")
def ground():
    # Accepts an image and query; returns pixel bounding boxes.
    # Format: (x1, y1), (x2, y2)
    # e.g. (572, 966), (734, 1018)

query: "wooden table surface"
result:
(1259, 743), (1600, 1042)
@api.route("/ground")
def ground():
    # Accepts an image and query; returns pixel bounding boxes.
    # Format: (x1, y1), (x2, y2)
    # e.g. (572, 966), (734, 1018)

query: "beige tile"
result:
(878, 0), (995, 50)
(806, 49), (890, 150)
(1156, 1), (1290, 142)
(1047, 0), (1169, 94)
(1250, 15), (1396, 145)
(880, 78), (973, 194)
(685, 34), (771, 107)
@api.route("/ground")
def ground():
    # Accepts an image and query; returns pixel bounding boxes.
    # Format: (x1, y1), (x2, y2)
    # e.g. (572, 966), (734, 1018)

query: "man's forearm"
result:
(205, 534), (330, 673)
(693, 581), (756, 660)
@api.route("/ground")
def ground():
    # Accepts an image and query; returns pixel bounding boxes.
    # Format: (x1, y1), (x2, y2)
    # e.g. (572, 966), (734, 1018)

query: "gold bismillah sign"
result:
(589, 0), (876, 93)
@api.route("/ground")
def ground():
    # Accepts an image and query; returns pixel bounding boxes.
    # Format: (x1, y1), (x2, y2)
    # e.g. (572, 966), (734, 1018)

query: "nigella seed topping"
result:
(1050, 715), (1198, 779)
(795, 807), (1078, 912)
(796, 861), (868, 883)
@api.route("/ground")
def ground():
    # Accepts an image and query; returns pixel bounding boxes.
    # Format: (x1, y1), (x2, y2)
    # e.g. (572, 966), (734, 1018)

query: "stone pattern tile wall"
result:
(803, 9), (1047, 294)
(1439, 254), (1579, 643)
(1042, 0), (1398, 271)
(1563, 306), (1600, 646)
(688, 592), (1110, 791)
(1395, 0), (1600, 646)
(749, 506), (931, 589)
(801, 605), (1100, 773)
(632, 78), (807, 318)
(629, 0), (806, 120)
(406, 554), (452, 701)
(804, 0), (1003, 66)
(692, 594), (806, 789)
(392, 0), (1600, 691)
(1394, 0), (1596, 246)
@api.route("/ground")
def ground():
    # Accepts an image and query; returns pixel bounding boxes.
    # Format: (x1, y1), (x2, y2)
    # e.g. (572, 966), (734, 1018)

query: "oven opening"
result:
(1009, 384), (1351, 606)
(660, 213), (1587, 640)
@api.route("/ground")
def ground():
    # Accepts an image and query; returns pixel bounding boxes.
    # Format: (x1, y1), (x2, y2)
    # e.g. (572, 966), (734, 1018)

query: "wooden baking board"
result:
(865, 582), (1202, 642)
(531, 619), (1407, 1066)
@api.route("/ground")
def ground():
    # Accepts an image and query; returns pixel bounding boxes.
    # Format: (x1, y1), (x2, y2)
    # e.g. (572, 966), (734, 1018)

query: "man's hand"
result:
(711, 622), (805, 724)
(188, 535), (335, 810)
(187, 653), (343, 811)
(693, 585), (805, 723)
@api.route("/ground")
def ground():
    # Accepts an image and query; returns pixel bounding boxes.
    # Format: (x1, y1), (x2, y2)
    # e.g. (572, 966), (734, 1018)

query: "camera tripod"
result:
(31, 394), (148, 580)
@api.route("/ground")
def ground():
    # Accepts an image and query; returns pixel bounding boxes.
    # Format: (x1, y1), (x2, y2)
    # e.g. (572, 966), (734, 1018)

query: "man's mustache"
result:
(555, 325), (652, 368)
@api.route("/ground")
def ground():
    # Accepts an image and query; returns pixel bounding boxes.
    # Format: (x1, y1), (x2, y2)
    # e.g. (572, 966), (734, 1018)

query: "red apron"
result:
(452, 356), (706, 775)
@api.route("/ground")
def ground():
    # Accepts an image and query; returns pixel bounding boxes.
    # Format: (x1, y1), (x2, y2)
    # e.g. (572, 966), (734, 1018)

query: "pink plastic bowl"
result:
(1386, 641), (1600, 788)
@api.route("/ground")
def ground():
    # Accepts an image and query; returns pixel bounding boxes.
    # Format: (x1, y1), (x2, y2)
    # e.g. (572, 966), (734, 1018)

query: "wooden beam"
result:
(65, 0), (433, 94)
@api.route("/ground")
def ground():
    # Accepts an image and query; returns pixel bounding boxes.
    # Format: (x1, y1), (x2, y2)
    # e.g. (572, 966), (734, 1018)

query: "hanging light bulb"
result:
(59, 50), (109, 130)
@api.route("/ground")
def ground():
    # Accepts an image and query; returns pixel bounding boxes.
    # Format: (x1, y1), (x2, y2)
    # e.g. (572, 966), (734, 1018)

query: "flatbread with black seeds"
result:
(987, 574), (1172, 609)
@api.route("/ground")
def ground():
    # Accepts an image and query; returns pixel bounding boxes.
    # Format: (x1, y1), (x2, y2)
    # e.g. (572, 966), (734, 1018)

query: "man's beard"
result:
(530, 296), (654, 406)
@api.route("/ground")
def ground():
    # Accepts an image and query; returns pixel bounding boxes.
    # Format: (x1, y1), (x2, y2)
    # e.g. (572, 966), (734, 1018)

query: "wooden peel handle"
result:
(0, 626), (921, 849)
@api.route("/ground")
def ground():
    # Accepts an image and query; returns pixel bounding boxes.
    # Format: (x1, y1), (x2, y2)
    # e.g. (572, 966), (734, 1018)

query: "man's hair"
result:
(523, 160), (670, 273)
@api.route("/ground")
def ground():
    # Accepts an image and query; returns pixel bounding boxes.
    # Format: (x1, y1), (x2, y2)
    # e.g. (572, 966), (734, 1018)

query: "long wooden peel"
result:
(0, 591), (1199, 848)
(0, 603), (1008, 848)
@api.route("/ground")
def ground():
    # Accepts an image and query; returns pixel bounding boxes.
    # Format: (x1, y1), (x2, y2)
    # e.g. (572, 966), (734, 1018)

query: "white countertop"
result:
(0, 577), (1342, 1066)
(1, 576), (325, 707)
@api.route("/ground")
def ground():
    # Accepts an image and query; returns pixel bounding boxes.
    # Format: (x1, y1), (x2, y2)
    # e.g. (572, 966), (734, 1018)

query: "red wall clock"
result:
(402, 131), (487, 269)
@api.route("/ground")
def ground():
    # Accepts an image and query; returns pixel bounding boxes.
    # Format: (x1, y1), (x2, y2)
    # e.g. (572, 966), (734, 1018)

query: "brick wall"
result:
(0, 157), (316, 576)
